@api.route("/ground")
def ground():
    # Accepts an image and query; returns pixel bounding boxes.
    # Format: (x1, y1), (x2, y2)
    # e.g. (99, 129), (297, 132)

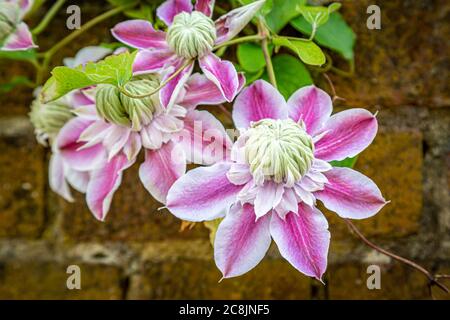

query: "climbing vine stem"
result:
(36, 2), (137, 84)
(344, 219), (449, 297)
(258, 19), (277, 88)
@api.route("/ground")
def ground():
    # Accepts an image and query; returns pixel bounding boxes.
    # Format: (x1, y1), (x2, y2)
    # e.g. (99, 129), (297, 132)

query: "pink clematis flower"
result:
(0, 0), (37, 51)
(111, 0), (265, 108)
(166, 80), (388, 280)
(51, 73), (244, 221)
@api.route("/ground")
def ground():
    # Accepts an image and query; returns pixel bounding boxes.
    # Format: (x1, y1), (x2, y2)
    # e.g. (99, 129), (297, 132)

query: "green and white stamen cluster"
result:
(244, 119), (315, 187)
(29, 98), (74, 145)
(96, 76), (161, 131)
(0, 2), (19, 43)
(167, 11), (216, 59)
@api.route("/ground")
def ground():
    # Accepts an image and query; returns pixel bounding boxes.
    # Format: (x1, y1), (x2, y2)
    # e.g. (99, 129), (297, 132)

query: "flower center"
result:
(245, 118), (315, 186)
(0, 3), (19, 43)
(29, 98), (74, 145)
(166, 11), (216, 59)
(95, 75), (161, 131)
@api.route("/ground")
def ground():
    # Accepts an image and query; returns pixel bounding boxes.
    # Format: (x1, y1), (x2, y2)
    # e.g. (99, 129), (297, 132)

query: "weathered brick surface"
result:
(327, 0), (450, 108)
(0, 261), (123, 299)
(326, 263), (430, 300)
(0, 118), (45, 238)
(0, 0), (448, 300)
(128, 257), (311, 300)
(327, 129), (423, 239)
(58, 162), (209, 242)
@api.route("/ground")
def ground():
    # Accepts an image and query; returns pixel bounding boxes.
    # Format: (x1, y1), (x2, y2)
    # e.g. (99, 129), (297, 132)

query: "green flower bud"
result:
(29, 98), (74, 145)
(0, 3), (20, 43)
(95, 77), (161, 131)
(245, 119), (315, 186)
(167, 11), (216, 59)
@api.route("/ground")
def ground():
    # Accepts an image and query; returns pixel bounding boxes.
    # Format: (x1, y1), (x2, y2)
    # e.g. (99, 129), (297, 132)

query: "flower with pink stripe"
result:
(0, 0), (37, 51)
(111, 0), (265, 109)
(166, 80), (387, 280)
(50, 72), (244, 221)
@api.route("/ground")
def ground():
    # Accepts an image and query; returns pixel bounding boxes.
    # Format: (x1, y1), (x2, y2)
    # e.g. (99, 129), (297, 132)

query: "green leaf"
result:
(265, 0), (306, 33)
(84, 51), (136, 86)
(42, 51), (137, 102)
(0, 76), (33, 93)
(0, 49), (37, 62)
(237, 43), (272, 73)
(239, 0), (273, 16)
(291, 12), (356, 60)
(41, 67), (96, 103)
(125, 4), (153, 21)
(244, 68), (265, 85)
(264, 54), (312, 99)
(330, 156), (358, 168)
(273, 37), (326, 66)
(297, 3), (341, 28)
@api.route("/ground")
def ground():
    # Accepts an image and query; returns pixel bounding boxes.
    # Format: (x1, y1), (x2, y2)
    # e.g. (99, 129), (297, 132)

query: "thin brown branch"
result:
(344, 219), (449, 295)
(323, 73), (345, 103)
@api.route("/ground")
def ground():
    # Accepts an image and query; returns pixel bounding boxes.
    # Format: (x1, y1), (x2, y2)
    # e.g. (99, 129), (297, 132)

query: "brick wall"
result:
(0, 0), (448, 299)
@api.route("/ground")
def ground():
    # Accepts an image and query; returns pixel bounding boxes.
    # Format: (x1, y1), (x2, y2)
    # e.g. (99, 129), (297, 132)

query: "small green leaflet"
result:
(297, 2), (341, 28)
(273, 37), (326, 66)
(330, 156), (358, 168)
(41, 51), (137, 103)
(238, 0), (273, 16)
(291, 12), (356, 61)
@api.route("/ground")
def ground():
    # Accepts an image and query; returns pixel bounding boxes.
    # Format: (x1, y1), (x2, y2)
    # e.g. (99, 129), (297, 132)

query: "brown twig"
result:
(323, 73), (345, 103)
(344, 219), (449, 295)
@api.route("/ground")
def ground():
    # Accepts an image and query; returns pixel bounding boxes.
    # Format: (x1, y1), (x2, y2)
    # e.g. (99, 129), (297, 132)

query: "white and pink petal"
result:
(199, 53), (240, 102)
(314, 109), (378, 162)
(215, 203), (271, 278)
(139, 141), (186, 204)
(133, 49), (178, 74)
(157, 0), (193, 26)
(160, 59), (194, 109)
(166, 162), (244, 221)
(270, 203), (330, 280)
(315, 167), (387, 220)
(215, 0), (265, 44)
(178, 73), (244, 109)
(175, 109), (232, 165)
(86, 153), (133, 221)
(1, 22), (37, 51)
(56, 118), (107, 172)
(232, 79), (288, 129)
(111, 20), (168, 50)
(195, 0), (215, 17)
(287, 85), (332, 135)
(49, 154), (73, 202)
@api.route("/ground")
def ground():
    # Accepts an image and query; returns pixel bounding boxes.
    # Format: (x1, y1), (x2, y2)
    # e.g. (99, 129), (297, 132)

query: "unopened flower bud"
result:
(0, 3), (20, 43)
(167, 11), (216, 59)
(245, 119), (315, 186)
